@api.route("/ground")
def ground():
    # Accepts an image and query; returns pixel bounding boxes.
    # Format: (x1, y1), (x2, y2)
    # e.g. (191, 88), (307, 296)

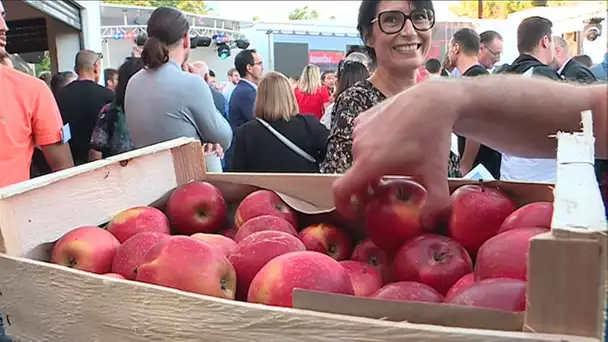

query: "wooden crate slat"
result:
(0, 255), (596, 342)
(0, 138), (204, 260)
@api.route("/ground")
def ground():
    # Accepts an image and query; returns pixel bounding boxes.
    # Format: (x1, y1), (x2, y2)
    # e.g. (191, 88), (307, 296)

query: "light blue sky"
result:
(206, 1), (454, 22)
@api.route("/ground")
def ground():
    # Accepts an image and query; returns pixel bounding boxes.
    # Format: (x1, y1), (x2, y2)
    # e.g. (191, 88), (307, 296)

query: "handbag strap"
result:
(256, 118), (317, 163)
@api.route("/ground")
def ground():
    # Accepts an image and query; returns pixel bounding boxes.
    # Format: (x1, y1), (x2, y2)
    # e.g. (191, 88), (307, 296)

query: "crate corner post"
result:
(525, 110), (607, 339)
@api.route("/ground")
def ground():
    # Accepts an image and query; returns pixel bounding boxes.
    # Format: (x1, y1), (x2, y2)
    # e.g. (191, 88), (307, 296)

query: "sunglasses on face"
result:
(94, 53), (103, 66)
(371, 9), (435, 34)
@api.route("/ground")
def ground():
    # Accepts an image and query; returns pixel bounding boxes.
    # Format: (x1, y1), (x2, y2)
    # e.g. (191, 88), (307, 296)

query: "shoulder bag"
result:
(256, 118), (317, 164)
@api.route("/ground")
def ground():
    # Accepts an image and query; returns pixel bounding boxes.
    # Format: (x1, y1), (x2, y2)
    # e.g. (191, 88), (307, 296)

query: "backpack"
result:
(91, 103), (135, 158)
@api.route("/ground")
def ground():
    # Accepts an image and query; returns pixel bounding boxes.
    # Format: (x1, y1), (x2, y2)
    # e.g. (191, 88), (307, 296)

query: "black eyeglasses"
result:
(371, 9), (435, 34)
(484, 45), (501, 58)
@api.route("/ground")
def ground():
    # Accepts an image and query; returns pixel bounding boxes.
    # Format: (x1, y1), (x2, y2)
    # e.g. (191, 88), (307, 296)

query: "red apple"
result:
(51, 226), (120, 274)
(339, 260), (383, 297)
(111, 231), (171, 280)
(298, 223), (353, 261)
(106, 206), (170, 243)
(228, 231), (306, 300)
(445, 272), (475, 299)
(364, 178), (427, 255)
(445, 278), (527, 312)
(166, 181), (227, 235)
(219, 225), (238, 239)
(498, 202), (553, 233)
(351, 238), (392, 283)
(247, 251), (354, 307)
(191, 233), (237, 257)
(475, 227), (548, 281)
(448, 184), (516, 255)
(103, 273), (126, 279)
(136, 236), (236, 299)
(234, 215), (298, 243)
(392, 234), (473, 296)
(234, 190), (298, 229)
(371, 281), (444, 303)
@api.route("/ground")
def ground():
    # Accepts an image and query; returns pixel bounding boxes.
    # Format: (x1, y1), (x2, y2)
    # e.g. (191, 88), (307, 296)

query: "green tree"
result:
(449, 0), (580, 19)
(329, 15), (336, 20)
(34, 51), (51, 76)
(103, 0), (210, 14)
(103, 0), (153, 7)
(252, 16), (261, 22)
(288, 6), (320, 20)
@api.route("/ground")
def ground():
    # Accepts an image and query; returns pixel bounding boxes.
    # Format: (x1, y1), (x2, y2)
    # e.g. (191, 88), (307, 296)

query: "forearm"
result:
(89, 149), (103, 161)
(40, 143), (75, 171)
(454, 76), (607, 159)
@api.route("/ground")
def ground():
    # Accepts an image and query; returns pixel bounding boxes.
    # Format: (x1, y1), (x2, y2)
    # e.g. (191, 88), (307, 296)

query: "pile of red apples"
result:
(50, 179), (553, 312)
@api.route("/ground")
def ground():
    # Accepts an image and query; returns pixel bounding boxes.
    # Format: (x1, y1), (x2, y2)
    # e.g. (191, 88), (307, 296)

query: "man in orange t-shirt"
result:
(0, 1), (74, 188)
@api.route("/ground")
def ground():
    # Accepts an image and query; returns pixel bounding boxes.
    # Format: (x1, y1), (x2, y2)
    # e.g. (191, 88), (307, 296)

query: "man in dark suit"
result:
(553, 36), (597, 84)
(225, 49), (264, 169)
(228, 49), (264, 130)
(192, 61), (227, 119)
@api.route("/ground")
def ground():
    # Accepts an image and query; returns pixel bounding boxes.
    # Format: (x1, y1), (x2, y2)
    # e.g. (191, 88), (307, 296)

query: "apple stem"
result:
(369, 256), (379, 267)
(220, 279), (227, 290)
(67, 257), (77, 268)
(328, 245), (337, 254)
(434, 251), (448, 262)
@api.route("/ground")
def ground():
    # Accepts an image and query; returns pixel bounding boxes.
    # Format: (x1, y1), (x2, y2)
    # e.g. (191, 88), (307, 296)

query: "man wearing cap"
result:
(56, 50), (114, 165)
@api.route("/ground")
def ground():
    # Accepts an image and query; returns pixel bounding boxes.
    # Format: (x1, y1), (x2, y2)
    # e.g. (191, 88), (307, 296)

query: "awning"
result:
(23, 0), (82, 30)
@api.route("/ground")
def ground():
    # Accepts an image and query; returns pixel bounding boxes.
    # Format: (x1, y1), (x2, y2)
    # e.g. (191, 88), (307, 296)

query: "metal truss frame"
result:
(100, 25), (247, 40)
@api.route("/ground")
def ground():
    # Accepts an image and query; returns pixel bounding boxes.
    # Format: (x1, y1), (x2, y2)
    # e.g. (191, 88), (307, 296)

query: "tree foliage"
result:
(449, 0), (582, 19)
(103, 0), (210, 15)
(288, 6), (320, 20)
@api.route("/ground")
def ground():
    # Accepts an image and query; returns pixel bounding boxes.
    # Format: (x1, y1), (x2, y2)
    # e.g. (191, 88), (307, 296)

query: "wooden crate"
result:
(0, 137), (605, 342)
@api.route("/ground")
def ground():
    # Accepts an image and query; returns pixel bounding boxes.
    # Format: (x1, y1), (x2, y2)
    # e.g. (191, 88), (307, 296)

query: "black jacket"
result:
(560, 58), (597, 84)
(231, 114), (329, 173)
(496, 54), (562, 81)
(457, 65), (502, 179)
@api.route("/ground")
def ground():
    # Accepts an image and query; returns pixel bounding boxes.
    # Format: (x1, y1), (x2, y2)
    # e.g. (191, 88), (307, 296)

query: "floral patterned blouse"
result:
(320, 80), (461, 177)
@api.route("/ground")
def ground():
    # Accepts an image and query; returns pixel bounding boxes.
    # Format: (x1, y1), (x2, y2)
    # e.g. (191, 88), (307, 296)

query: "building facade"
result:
(4, 0), (102, 76)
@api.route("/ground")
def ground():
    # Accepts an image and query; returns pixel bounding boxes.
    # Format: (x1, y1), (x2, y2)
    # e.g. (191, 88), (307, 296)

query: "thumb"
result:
(418, 171), (452, 231)
(332, 159), (380, 219)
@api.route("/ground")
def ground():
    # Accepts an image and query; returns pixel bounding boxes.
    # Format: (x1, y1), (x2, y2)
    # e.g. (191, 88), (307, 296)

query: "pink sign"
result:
(309, 51), (344, 65)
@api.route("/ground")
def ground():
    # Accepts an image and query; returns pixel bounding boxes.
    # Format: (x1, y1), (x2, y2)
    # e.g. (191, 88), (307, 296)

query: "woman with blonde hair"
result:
(294, 64), (330, 120)
(231, 72), (329, 173)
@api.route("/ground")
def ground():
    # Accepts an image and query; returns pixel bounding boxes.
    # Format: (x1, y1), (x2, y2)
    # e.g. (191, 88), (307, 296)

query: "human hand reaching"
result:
(204, 143), (224, 159)
(332, 80), (465, 230)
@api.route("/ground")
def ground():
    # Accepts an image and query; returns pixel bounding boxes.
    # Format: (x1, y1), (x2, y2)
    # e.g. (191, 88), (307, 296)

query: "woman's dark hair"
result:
(357, 0), (434, 64)
(335, 60), (369, 97)
(141, 6), (189, 69)
(50, 71), (75, 98)
(115, 57), (145, 107)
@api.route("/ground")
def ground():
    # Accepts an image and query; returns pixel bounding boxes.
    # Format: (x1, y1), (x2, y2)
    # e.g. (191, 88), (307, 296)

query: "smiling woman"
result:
(321, 0), (459, 177)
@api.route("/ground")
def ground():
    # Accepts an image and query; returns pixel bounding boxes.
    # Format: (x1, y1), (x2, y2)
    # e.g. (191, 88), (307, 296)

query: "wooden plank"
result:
(524, 110), (607, 338)
(525, 232), (606, 339)
(0, 255), (596, 342)
(293, 290), (524, 332)
(0, 138), (203, 259)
